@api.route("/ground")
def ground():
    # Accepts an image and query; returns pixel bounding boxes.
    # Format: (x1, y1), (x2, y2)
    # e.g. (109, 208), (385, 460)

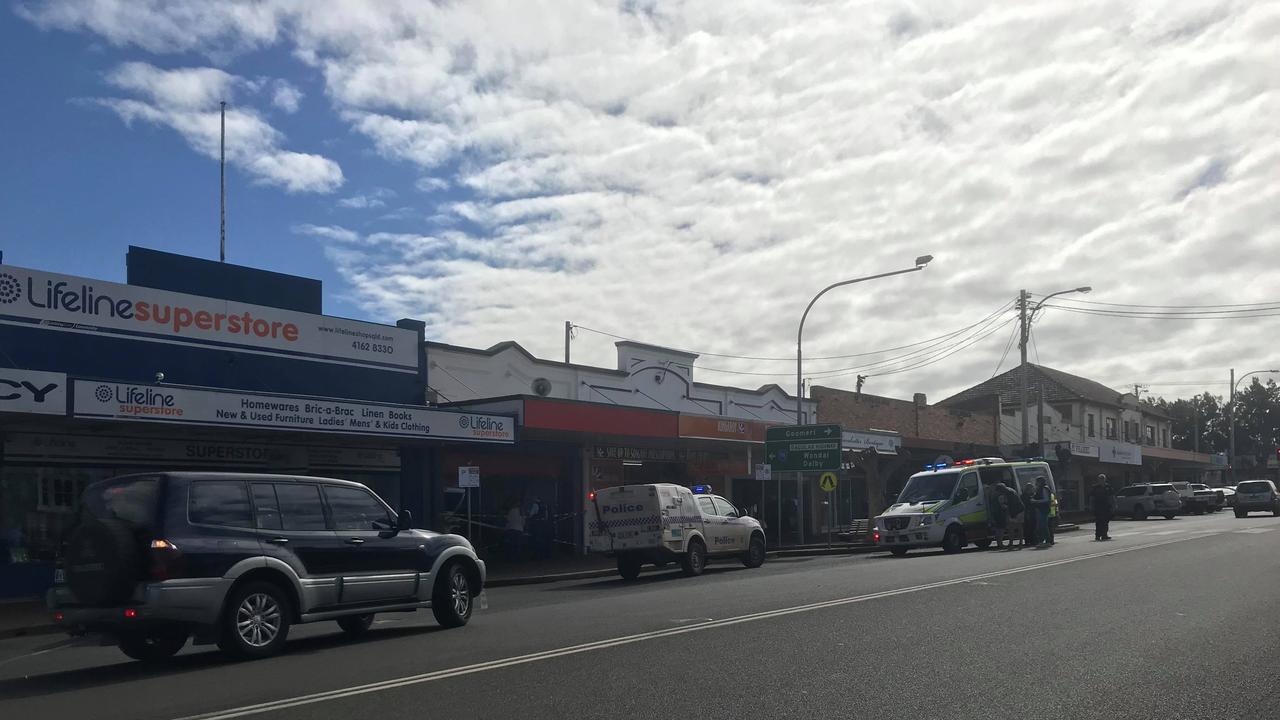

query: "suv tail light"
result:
(148, 538), (183, 581)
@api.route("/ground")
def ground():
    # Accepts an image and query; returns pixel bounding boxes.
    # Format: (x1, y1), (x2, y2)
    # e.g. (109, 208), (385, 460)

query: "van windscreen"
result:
(898, 473), (960, 503)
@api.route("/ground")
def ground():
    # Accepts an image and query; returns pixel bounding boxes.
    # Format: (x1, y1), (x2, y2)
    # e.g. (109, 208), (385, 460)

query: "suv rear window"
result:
(1237, 481), (1272, 493)
(1149, 484), (1175, 494)
(189, 481), (253, 527)
(81, 476), (161, 531)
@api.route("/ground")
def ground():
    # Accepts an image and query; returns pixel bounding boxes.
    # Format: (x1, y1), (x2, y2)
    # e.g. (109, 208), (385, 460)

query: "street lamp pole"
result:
(796, 256), (934, 424)
(1228, 368), (1278, 484)
(1018, 286), (1092, 447)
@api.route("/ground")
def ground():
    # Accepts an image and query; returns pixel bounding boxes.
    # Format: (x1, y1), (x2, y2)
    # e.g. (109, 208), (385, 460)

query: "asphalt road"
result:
(3, 510), (1278, 720)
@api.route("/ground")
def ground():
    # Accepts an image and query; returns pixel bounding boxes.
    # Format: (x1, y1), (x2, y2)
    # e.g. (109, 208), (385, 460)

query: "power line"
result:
(1040, 304), (1280, 320)
(1029, 294), (1280, 310)
(867, 316), (1020, 378)
(570, 300), (1015, 363)
(991, 321), (1019, 377)
(696, 304), (1017, 379)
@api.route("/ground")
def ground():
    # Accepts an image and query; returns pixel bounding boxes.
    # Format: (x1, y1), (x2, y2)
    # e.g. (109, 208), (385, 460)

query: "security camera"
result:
(155, 372), (165, 383)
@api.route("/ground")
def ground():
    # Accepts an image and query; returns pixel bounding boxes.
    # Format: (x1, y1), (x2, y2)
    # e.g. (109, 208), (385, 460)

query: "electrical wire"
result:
(1028, 294), (1280, 310)
(991, 321), (1019, 378)
(867, 316), (1021, 378)
(570, 299), (1014, 363)
(1040, 304), (1280, 320)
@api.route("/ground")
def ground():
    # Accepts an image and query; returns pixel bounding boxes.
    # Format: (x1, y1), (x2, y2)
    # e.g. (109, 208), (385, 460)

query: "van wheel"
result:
(617, 554), (642, 581)
(432, 562), (474, 628)
(681, 539), (706, 577)
(974, 538), (992, 549)
(890, 547), (909, 557)
(1133, 505), (1148, 521)
(118, 626), (188, 663)
(337, 614), (374, 637)
(742, 534), (766, 568)
(217, 581), (291, 659)
(942, 527), (965, 554)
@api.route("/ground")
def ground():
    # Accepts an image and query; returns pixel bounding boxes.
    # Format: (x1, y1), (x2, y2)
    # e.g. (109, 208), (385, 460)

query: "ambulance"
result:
(587, 483), (767, 580)
(873, 458), (1057, 556)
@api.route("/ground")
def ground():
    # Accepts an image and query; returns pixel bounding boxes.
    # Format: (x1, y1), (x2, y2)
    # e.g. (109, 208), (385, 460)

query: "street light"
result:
(1019, 286), (1093, 446)
(1228, 368), (1279, 484)
(795, 255), (933, 424)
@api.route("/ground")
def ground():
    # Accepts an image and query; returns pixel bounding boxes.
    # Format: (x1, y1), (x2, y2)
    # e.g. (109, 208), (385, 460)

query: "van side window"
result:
(955, 472), (979, 501)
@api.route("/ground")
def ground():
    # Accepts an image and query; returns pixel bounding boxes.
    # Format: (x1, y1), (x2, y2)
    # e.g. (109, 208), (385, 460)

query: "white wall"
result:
(427, 340), (814, 424)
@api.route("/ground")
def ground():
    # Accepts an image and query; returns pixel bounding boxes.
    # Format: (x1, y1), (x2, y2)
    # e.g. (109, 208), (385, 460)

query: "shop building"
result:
(427, 339), (827, 549)
(938, 364), (1223, 510)
(0, 248), (515, 599)
(813, 386), (1000, 518)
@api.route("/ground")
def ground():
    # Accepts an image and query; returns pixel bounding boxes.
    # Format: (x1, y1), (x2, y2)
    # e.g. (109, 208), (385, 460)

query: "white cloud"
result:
(337, 187), (396, 209)
(415, 177), (449, 193)
(292, 223), (359, 243)
(29, 1), (1280, 401)
(271, 80), (303, 113)
(95, 62), (342, 193)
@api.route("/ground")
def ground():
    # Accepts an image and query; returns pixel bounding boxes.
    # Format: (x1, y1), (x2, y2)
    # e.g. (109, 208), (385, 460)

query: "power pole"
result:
(1229, 367), (1236, 484)
(219, 100), (227, 263)
(1019, 290), (1029, 447)
(564, 321), (572, 364)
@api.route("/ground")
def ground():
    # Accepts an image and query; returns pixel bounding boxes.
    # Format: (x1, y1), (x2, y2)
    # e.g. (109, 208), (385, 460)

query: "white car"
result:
(1113, 483), (1181, 520)
(588, 483), (766, 579)
(1234, 480), (1280, 517)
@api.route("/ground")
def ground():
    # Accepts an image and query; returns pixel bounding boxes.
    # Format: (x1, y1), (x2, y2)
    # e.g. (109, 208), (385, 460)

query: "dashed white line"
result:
(171, 535), (1199, 720)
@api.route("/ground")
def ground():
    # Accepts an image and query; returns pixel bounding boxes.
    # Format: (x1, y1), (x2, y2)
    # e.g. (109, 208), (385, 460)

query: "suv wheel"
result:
(942, 527), (965, 554)
(337, 614), (375, 637)
(1132, 505), (1148, 521)
(218, 581), (291, 659)
(432, 562), (474, 628)
(1163, 512), (1176, 520)
(890, 547), (909, 557)
(118, 626), (189, 663)
(681, 538), (707, 576)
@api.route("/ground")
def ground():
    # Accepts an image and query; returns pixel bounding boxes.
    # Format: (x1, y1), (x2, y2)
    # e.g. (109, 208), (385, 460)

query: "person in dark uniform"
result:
(1020, 483), (1037, 548)
(1090, 474), (1114, 541)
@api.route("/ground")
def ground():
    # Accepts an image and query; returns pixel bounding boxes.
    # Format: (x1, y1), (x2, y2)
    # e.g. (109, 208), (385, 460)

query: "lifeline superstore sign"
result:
(0, 264), (417, 372)
(72, 380), (515, 444)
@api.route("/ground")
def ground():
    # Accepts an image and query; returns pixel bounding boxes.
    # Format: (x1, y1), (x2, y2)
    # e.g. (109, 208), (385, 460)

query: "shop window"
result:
(189, 481), (252, 528)
(38, 477), (77, 512)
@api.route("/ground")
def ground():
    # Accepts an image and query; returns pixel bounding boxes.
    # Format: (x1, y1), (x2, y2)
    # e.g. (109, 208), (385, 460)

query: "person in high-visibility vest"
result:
(1047, 488), (1059, 546)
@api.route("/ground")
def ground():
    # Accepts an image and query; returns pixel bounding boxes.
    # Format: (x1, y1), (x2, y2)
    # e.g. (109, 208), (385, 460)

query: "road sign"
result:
(818, 472), (838, 492)
(754, 463), (772, 482)
(458, 466), (480, 488)
(764, 424), (841, 472)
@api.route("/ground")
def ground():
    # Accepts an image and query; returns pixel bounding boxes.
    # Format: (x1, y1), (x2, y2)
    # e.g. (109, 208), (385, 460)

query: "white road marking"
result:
(171, 535), (1198, 720)
(1234, 527), (1276, 534)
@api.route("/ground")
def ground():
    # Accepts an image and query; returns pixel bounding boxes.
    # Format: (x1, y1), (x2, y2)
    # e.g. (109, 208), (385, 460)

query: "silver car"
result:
(1234, 480), (1280, 517)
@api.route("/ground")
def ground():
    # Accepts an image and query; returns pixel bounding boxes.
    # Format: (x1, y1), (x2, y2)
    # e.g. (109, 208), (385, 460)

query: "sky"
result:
(2, 0), (1278, 404)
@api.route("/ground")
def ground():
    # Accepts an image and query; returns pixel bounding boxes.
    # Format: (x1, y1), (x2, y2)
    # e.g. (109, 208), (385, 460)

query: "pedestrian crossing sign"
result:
(819, 472), (838, 492)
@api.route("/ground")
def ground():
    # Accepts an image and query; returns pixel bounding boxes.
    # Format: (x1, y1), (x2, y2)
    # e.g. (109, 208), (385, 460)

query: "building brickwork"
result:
(813, 386), (999, 445)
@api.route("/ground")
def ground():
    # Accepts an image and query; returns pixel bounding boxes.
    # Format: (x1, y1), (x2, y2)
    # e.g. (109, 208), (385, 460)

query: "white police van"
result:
(874, 458), (1057, 556)
(588, 483), (767, 580)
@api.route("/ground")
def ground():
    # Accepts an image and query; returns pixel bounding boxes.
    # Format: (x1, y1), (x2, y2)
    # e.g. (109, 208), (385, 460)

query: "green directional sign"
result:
(765, 423), (842, 472)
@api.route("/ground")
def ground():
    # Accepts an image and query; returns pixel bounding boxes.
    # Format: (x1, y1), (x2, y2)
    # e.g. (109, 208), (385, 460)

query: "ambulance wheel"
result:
(617, 554), (642, 581)
(742, 534), (766, 568)
(889, 547), (909, 557)
(681, 539), (706, 577)
(942, 527), (965, 554)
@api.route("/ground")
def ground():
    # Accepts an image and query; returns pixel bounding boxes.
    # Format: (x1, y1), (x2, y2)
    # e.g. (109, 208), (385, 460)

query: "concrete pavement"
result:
(0, 511), (1275, 720)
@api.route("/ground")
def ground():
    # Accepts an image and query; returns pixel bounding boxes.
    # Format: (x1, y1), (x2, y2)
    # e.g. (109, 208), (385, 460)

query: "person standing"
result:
(504, 502), (525, 561)
(987, 482), (1010, 549)
(1020, 483), (1037, 548)
(1032, 477), (1053, 546)
(1090, 474), (1114, 541)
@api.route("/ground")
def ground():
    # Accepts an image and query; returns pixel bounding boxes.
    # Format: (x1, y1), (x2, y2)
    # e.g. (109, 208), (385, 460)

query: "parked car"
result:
(49, 472), (485, 662)
(1234, 480), (1280, 517)
(1171, 481), (1214, 515)
(587, 483), (766, 579)
(1216, 485), (1237, 508)
(1190, 483), (1224, 512)
(1113, 483), (1181, 520)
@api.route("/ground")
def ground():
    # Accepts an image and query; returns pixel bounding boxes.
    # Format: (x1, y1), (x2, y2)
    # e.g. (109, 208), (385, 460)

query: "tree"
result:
(1154, 392), (1227, 453)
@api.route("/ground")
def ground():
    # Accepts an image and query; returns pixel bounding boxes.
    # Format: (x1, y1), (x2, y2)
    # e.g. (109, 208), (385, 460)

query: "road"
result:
(3, 511), (1278, 720)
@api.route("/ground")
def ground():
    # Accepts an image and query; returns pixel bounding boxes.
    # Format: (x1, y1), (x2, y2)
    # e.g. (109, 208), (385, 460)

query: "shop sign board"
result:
(1070, 442), (1100, 458)
(71, 380), (515, 444)
(0, 264), (417, 372)
(1, 432), (402, 469)
(765, 424), (842, 472)
(0, 369), (66, 416)
(677, 414), (777, 442)
(1096, 438), (1142, 465)
(458, 466), (480, 488)
(841, 429), (901, 453)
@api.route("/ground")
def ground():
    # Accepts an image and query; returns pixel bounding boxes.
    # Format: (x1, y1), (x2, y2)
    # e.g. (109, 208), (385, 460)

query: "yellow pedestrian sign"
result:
(818, 472), (838, 492)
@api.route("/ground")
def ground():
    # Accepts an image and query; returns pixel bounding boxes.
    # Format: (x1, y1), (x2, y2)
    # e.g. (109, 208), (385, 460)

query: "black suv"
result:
(49, 472), (485, 662)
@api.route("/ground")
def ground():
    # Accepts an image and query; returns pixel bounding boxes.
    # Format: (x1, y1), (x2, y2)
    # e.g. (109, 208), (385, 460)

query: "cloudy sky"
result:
(3, 1), (1278, 402)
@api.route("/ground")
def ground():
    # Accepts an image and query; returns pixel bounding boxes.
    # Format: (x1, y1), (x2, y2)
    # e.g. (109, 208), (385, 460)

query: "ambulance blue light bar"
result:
(691, 484), (712, 494)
